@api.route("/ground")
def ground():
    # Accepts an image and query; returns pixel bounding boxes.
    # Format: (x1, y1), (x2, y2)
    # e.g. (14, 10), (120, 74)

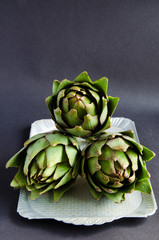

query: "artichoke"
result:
(46, 71), (119, 138)
(6, 131), (81, 201)
(81, 131), (155, 203)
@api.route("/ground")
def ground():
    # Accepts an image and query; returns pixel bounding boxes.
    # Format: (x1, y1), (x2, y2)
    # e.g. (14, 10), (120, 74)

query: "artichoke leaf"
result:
(123, 135), (143, 154)
(99, 160), (116, 175)
(85, 102), (96, 116)
(46, 145), (64, 167)
(100, 98), (108, 125)
(24, 133), (46, 147)
(54, 169), (72, 189)
(126, 148), (138, 171)
(99, 144), (116, 160)
(99, 184), (118, 193)
(63, 109), (83, 127)
(45, 177), (54, 183)
(42, 165), (56, 178)
(74, 100), (87, 119)
(52, 79), (60, 96)
(68, 86), (82, 92)
(45, 95), (56, 119)
(114, 161), (124, 175)
(73, 71), (92, 84)
(88, 157), (101, 175)
(56, 79), (72, 93)
(40, 182), (56, 195)
(36, 151), (47, 170)
(142, 146), (155, 161)
(107, 96), (119, 117)
(65, 145), (78, 167)
(66, 90), (76, 99)
(26, 183), (36, 191)
(86, 140), (106, 159)
(37, 169), (43, 176)
(124, 166), (131, 178)
(53, 162), (70, 180)
(53, 180), (74, 202)
(95, 117), (111, 135)
(34, 183), (48, 190)
(54, 107), (68, 127)
(66, 126), (92, 138)
(82, 114), (98, 131)
(115, 151), (129, 169)
(30, 188), (45, 200)
(94, 171), (109, 186)
(121, 130), (135, 139)
(72, 157), (80, 178)
(98, 132), (122, 140)
(87, 181), (103, 200)
(23, 138), (50, 175)
(135, 179), (152, 194)
(55, 124), (66, 133)
(121, 182), (135, 193)
(80, 95), (91, 106)
(128, 171), (136, 183)
(68, 136), (80, 150)
(27, 138), (50, 159)
(6, 146), (26, 168)
(30, 176), (36, 185)
(10, 165), (27, 188)
(87, 172), (102, 192)
(103, 191), (125, 203)
(57, 89), (65, 107)
(87, 90), (100, 107)
(78, 82), (98, 92)
(137, 156), (150, 181)
(61, 97), (69, 113)
(106, 137), (130, 152)
(46, 132), (70, 146)
(93, 77), (108, 97)
(107, 181), (124, 188)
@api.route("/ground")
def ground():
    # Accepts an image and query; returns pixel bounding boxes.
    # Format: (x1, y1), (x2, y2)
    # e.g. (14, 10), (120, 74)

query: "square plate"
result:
(17, 118), (157, 225)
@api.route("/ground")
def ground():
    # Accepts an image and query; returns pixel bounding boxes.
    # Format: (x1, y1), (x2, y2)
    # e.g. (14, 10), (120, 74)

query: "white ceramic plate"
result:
(17, 118), (157, 225)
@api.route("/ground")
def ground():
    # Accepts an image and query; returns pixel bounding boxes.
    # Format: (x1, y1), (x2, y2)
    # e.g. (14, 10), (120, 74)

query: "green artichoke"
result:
(81, 131), (155, 203)
(6, 131), (81, 201)
(46, 71), (119, 138)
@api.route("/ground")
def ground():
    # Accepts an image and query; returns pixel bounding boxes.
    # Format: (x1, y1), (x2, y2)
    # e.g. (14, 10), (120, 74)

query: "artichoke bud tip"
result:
(97, 187), (102, 192)
(152, 151), (156, 157)
(129, 189), (134, 193)
(82, 173), (86, 178)
(98, 165), (101, 170)
(72, 173), (76, 179)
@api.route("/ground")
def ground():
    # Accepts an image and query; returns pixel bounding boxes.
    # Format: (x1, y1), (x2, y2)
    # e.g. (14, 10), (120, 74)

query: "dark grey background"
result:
(0, 0), (159, 239)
